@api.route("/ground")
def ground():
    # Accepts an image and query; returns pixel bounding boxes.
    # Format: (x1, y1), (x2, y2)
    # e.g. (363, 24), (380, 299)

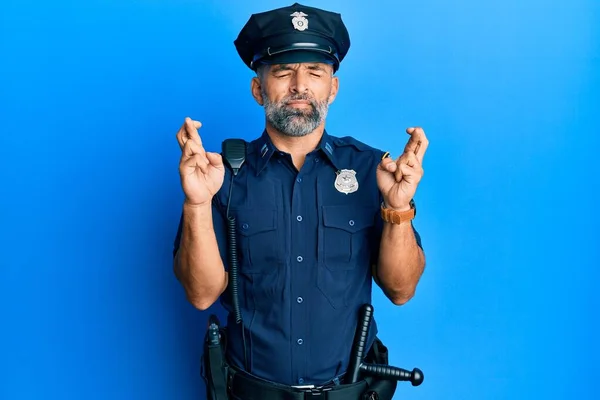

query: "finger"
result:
(182, 138), (207, 160)
(176, 127), (186, 150)
(181, 154), (209, 175)
(180, 153), (209, 176)
(400, 151), (419, 169)
(400, 162), (424, 184)
(181, 153), (206, 169)
(406, 127), (429, 163)
(394, 157), (403, 182)
(176, 118), (201, 148)
(206, 152), (224, 168)
(393, 152), (416, 182)
(404, 127), (422, 153)
(399, 163), (417, 184)
(184, 117), (203, 146)
(378, 157), (397, 173)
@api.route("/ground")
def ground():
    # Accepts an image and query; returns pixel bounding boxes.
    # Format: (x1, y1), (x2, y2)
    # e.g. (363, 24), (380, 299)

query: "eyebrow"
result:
(306, 64), (326, 72)
(271, 65), (294, 73)
(270, 64), (327, 73)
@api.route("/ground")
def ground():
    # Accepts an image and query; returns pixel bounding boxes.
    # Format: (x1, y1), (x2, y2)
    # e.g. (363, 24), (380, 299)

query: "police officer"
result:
(172, 3), (428, 399)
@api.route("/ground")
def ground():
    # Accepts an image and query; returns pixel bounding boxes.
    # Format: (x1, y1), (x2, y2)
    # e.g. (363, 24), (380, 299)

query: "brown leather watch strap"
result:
(380, 203), (415, 224)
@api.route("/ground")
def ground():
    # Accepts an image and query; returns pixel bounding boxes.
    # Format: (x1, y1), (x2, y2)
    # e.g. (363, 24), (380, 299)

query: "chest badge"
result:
(334, 169), (359, 194)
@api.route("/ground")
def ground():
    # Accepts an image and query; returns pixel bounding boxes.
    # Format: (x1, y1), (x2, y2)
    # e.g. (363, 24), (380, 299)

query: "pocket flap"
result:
(236, 208), (277, 236)
(322, 205), (375, 233)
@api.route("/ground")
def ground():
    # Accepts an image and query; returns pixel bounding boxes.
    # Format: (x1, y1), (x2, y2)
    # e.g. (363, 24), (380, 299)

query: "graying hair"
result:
(255, 64), (268, 82)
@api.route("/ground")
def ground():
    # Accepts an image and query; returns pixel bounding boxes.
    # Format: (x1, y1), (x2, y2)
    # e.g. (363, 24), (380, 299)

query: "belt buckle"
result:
(292, 384), (315, 390)
(304, 386), (332, 399)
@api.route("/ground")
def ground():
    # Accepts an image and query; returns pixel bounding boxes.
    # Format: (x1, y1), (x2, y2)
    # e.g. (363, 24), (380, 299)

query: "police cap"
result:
(234, 3), (350, 72)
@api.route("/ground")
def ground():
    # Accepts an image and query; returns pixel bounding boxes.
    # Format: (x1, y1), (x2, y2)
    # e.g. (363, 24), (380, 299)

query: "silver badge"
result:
(334, 169), (359, 194)
(290, 11), (309, 31)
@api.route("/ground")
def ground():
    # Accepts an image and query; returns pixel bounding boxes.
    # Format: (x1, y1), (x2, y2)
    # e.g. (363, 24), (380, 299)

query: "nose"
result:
(290, 72), (309, 94)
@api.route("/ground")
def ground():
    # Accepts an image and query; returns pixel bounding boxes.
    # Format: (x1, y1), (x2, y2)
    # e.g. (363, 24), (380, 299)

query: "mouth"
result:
(286, 100), (311, 106)
(286, 100), (314, 111)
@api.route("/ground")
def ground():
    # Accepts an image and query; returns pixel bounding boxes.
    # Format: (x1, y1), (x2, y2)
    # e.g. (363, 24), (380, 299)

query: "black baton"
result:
(347, 304), (424, 386)
(346, 303), (373, 383)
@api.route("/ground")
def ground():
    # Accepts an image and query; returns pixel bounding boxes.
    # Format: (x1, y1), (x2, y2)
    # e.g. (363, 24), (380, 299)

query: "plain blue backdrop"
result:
(1, 0), (598, 399)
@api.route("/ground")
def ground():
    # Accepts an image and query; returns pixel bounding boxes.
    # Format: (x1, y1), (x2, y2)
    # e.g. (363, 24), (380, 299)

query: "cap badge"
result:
(290, 11), (309, 31)
(334, 169), (359, 194)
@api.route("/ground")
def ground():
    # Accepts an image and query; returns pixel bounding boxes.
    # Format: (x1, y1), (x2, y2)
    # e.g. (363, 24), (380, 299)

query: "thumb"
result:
(379, 157), (397, 173)
(206, 152), (223, 167)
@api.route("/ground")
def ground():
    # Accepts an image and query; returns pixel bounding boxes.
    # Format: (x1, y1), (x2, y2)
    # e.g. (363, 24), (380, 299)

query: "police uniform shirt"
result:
(173, 130), (423, 386)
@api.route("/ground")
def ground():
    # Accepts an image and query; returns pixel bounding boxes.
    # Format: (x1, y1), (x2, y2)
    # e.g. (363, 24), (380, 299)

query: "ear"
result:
(251, 76), (264, 105)
(328, 75), (339, 105)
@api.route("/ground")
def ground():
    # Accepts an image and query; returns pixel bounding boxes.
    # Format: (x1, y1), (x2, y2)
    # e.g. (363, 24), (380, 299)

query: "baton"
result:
(346, 304), (424, 386)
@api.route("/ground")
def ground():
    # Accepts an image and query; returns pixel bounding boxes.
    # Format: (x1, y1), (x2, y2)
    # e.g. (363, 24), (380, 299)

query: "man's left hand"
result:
(377, 127), (429, 211)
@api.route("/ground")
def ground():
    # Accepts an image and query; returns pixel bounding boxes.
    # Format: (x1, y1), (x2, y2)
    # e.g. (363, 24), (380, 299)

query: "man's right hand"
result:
(176, 117), (225, 207)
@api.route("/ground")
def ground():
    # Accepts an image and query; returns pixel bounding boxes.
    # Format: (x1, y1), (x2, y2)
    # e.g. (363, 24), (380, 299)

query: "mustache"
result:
(283, 94), (317, 105)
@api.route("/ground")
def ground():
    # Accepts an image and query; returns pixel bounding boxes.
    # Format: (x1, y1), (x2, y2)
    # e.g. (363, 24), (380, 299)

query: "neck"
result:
(265, 123), (325, 170)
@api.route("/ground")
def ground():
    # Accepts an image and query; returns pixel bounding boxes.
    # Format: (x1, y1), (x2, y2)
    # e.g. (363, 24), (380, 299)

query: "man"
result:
(172, 3), (428, 399)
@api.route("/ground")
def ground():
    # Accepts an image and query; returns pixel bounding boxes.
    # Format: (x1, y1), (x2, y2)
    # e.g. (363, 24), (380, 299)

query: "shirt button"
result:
(242, 223), (249, 230)
(315, 158), (320, 163)
(296, 177), (302, 183)
(349, 220), (355, 226)
(297, 338), (304, 345)
(298, 378), (305, 384)
(297, 297), (303, 303)
(296, 215), (303, 222)
(297, 256), (303, 262)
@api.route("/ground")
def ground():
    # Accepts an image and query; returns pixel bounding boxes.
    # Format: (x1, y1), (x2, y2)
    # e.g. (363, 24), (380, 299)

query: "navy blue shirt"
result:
(173, 130), (422, 386)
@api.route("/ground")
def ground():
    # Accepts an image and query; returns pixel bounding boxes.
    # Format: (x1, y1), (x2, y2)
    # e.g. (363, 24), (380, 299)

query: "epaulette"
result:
(333, 136), (383, 154)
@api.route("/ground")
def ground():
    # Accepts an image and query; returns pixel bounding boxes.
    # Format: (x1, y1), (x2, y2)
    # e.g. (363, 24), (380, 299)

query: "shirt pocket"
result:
(234, 207), (285, 311)
(235, 207), (284, 274)
(321, 205), (376, 270)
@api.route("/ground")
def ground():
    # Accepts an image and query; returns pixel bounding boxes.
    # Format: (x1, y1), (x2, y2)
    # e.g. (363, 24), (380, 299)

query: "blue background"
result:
(1, 0), (598, 399)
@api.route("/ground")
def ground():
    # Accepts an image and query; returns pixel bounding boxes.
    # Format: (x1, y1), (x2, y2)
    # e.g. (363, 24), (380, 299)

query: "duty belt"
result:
(227, 366), (368, 400)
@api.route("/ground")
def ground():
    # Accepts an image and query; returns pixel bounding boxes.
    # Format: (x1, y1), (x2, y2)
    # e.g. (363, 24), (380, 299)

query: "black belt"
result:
(227, 367), (368, 400)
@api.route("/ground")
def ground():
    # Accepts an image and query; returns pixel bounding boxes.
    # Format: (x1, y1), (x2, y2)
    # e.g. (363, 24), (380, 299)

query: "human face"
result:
(252, 63), (339, 137)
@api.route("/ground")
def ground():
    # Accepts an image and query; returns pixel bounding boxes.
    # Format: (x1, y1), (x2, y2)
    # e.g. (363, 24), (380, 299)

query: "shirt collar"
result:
(317, 130), (342, 171)
(254, 129), (342, 175)
(254, 130), (276, 175)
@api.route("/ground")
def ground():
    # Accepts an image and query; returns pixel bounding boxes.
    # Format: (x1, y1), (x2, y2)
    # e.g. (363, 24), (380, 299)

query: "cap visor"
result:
(258, 50), (336, 67)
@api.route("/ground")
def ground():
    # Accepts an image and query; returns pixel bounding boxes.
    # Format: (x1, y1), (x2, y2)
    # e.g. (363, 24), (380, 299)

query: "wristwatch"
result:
(381, 199), (416, 224)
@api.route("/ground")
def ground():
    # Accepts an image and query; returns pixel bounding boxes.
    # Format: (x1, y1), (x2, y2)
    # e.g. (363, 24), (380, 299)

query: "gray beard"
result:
(262, 90), (330, 137)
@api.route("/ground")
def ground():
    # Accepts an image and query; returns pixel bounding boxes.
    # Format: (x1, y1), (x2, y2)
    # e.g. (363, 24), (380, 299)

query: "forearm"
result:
(376, 220), (425, 305)
(174, 202), (228, 310)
